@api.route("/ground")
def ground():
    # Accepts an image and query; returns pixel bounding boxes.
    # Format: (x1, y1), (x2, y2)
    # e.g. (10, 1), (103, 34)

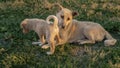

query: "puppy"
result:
(54, 4), (117, 46)
(46, 15), (61, 55)
(21, 18), (46, 45)
(21, 15), (61, 55)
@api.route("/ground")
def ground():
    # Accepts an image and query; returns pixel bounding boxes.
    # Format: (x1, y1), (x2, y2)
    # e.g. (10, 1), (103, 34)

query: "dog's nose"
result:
(62, 26), (65, 29)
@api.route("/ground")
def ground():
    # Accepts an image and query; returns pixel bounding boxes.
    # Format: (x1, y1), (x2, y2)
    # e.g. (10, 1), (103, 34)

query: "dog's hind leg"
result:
(77, 31), (95, 44)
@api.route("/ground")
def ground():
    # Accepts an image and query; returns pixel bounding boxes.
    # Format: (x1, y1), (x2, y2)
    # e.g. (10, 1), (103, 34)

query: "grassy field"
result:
(0, 0), (120, 68)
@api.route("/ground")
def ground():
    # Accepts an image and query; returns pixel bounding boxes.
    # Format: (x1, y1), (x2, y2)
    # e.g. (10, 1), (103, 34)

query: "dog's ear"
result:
(54, 3), (64, 10)
(72, 11), (78, 17)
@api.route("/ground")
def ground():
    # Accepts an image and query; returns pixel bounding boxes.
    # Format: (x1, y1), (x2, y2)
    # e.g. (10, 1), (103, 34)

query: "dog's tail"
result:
(46, 15), (58, 27)
(104, 31), (117, 46)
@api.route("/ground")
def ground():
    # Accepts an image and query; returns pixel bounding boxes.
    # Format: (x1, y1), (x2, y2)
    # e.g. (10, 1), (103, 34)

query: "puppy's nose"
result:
(23, 30), (28, 34)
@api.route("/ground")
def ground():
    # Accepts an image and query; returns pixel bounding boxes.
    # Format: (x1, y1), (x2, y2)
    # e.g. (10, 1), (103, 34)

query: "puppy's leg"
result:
(55, 33), (67, 46)
(40, 35), (46, 45)
(46, 35), (55, 55)
(32, 35), (45, 45)
(47, 39), (55, 55)
(56, 33), (62, 43)
(41, 34), (50, 49)
(41, 44), (50, 49)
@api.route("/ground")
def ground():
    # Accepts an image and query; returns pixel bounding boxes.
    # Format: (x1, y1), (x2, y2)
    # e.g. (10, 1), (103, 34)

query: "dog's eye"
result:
(61, 15), (64, 19)
(67, 18), (70, 20)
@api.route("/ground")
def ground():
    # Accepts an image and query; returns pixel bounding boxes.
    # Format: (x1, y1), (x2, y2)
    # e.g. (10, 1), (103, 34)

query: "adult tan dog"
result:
(21, 15), (61, 55)
(55, 3), (117, 46)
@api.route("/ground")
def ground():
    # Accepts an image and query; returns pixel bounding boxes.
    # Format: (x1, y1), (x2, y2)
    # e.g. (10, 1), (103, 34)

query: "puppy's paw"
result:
(32, 42), (41, 45)
(46, 51), (53, 55)
(41, 44), (50, 49)
(38, 44), (42, 46)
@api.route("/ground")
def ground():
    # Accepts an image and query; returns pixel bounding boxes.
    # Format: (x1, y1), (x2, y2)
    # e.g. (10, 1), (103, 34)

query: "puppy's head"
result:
(20, 19), (29, 34)
(55, 4), (78, 29)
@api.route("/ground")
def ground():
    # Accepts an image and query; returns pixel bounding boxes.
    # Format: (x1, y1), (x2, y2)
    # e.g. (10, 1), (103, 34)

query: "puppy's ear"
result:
(20, 19), (28, 28)
(72, 11), (78, 17)
(22, 23), (26, 28)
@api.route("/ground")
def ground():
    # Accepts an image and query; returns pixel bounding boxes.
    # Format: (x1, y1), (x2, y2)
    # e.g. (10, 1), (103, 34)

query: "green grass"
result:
(0, 0), (120, 68)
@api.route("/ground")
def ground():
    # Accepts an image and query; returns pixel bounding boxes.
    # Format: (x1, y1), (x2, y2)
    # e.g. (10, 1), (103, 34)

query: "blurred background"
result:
(0, 0), (120, 68)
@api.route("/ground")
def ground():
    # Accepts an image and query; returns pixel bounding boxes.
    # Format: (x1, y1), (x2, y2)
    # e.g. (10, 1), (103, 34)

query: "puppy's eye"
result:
(61, 15), (64, 19)
(67, 18), (70, 20)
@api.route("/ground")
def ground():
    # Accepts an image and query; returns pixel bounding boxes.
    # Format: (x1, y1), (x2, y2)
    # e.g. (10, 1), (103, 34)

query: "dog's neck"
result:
(65, 21), (73, 32)
(60, 20), (74, 41)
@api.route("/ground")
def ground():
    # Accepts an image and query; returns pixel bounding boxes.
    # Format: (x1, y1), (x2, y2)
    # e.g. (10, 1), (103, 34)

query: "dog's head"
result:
(55, 4), (78, 29)
(20, 19), (29, 34)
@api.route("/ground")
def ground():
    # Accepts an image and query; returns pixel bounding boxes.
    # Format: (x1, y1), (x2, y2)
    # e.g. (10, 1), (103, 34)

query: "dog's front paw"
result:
(78, 42), (84, 44)
(41, 44), (50, 49)
(46, 51), (53, 55)
(77, 40), (85, 44)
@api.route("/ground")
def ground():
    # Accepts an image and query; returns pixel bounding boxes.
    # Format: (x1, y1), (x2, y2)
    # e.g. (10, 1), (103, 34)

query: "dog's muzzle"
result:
(62, 26), (65, 29)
